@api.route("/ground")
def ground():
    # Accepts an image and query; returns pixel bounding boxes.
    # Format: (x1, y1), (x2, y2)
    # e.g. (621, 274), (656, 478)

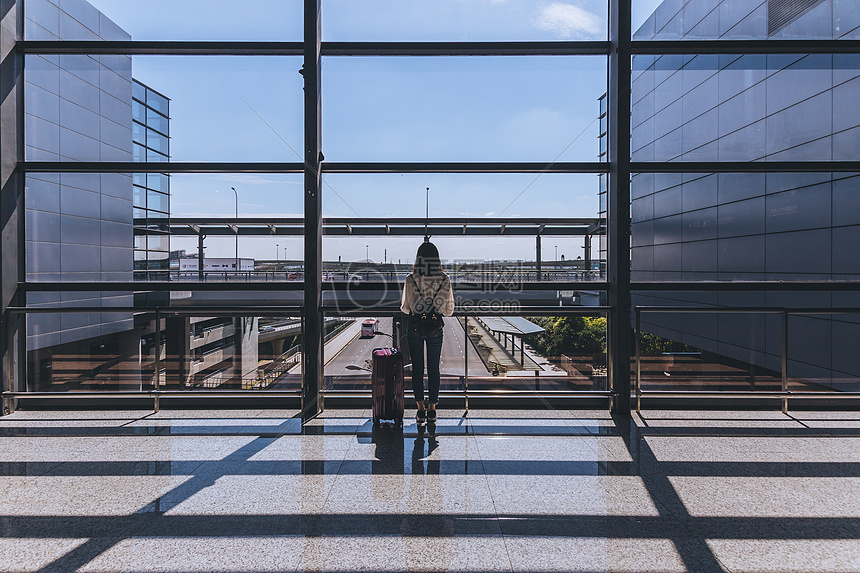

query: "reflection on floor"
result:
(0, 408), (858, 572)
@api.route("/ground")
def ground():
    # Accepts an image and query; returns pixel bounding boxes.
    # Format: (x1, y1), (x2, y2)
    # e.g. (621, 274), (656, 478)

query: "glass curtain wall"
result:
(132, 80), (170, 281)
(8, 0), (858, 411)
(11, 0), (614, 408)
(630, 0), (860, 406)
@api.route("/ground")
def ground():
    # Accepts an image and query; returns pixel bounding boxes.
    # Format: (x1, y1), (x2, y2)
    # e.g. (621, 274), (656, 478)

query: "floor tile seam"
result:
(297, 430), (365, 570)
(467, 409), (608, 457)
(316, 427), (360, 515)
(467, 429), (516, 573)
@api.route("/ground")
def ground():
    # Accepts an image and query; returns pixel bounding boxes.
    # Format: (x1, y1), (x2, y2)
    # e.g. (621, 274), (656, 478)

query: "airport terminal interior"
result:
(2, 0), (859, 571)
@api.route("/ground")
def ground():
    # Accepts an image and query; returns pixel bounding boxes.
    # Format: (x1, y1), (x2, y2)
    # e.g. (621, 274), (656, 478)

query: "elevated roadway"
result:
(326, 317), (489, 380)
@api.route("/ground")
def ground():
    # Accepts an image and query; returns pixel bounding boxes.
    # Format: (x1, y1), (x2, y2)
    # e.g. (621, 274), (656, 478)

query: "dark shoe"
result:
(416, 408), (427, 426)
(427, 409), (437, 424)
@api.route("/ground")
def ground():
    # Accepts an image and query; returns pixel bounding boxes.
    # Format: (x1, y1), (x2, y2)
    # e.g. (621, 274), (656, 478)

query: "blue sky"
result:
(85, 0), (664, 262)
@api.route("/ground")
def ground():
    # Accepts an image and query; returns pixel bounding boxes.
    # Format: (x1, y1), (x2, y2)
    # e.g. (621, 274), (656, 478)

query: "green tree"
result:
(528, 316), (606, 358)
(639, 332), (697, 355)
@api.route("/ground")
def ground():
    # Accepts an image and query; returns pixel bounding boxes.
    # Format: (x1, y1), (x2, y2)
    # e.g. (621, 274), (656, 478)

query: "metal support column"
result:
(197, 233), (205, 282)
(1, 0), (25, 415)
(781, 310), (788, 414)
(302, 0), (324, 419)
(584, 234), (592, 274)
(154, 309), (161, 412)
(535, 234), (542, 281)
(608, 0), (632, 415)
(463, 316), (469, 414)
(635, 308), (641, 413)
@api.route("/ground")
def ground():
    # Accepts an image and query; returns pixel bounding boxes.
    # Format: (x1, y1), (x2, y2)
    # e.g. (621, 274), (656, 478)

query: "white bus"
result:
(360, 319), (377, 338)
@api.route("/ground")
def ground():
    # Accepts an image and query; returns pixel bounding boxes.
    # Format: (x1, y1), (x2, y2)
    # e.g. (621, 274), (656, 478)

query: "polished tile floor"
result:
(0, 408), (858, 572)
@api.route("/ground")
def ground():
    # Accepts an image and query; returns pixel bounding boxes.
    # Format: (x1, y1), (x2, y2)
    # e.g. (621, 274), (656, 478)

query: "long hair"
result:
(412, 241), (443, 277)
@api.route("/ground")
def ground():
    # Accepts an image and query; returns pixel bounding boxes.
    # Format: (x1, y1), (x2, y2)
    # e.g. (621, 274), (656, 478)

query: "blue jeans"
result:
(406, 321), (443, 405)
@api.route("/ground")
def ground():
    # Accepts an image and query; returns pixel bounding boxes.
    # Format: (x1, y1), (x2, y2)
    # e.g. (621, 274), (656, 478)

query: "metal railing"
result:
(5, 305), (613, 413)
(247, 344), (302, 390)
(166, 269), (606, 283)
(12, 301), (860, 413)
(634, 306), (860, 413)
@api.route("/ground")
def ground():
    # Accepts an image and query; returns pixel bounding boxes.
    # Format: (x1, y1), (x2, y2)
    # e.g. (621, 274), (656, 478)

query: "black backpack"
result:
(410, 277), (445, 338)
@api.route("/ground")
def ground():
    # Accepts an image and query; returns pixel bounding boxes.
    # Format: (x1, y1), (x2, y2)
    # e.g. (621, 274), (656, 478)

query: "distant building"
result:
(24, 0), (136, 389)
(132, 80), (171, 281)
(630, 0), (860, 389)
(176, 258), (255, 275)
(23, 0), (256, 392)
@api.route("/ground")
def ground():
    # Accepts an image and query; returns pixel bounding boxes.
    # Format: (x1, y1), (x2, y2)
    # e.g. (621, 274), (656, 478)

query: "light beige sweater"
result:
(400, 273), (455, 316)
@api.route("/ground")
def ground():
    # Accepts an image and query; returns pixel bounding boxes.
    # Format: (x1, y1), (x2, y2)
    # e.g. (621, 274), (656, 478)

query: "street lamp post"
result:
(231, 186), (238, 277)
(276, 243), (279, 263)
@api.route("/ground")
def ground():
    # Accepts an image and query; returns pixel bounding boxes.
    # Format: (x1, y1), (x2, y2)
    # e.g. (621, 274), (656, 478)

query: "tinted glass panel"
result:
(631, 172), (858, 283)
(25, 56), (303, 162)
(324, 57), (607, 162)
(323, 315), (608, 395)
(25, 0), (302, 41)
(632, 54), (860, 162)
(146, 189), (169, 213)
(633, 0), (858, 39)
(321, 172), (603, 274)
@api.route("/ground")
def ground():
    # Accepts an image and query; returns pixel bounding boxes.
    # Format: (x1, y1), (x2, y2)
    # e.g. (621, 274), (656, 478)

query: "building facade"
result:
(631, 0), (860, 388)
(23, 0), (138, 391)
(132, 80), (170, 281)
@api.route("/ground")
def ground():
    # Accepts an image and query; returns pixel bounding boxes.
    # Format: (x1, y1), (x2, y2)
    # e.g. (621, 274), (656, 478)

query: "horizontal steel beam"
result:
(320, 306), (610, 316)
(634, 281), (860, 291)
(637, 306), (860, 315)
(23, 160), (860, 175)
(18, 40), (610, 57)
(23, 40), (859, 58)
(19, 41), (305, 55)
(17, 281), (610, 292)
(167, 217), (602, 225)
(9, 389), (858, 398)
(7, 306), (304, 315)
(3, 391), (303, 398)
(630, 161), (860, 173)
(165, 226), (593, 237)
(631, 39), (860, 55)
(20, 162), (305, 173)
(321, 162), (607, 173)
(322, 41), (611, 56)
(638, 391), (860, 398)
(22, 281), (859, 294)
(8, 305), (609, 316)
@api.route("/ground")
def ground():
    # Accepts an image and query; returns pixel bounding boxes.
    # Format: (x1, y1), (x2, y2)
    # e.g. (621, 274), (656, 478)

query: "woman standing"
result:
(400, 242), (455, 427)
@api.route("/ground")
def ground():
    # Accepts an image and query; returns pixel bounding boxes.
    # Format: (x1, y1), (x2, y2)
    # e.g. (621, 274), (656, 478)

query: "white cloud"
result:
(534, 2), (602, 39)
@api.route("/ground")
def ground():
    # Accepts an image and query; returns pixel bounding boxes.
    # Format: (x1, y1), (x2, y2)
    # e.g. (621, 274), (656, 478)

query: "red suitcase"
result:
(371, 347), (405, 427)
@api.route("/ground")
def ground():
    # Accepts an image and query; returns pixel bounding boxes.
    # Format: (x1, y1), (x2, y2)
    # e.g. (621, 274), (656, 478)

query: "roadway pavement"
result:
(326, 316), (489, 379)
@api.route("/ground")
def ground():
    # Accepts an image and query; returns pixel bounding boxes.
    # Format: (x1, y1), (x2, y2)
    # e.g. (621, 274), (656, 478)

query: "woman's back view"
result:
(400, 242), (455, 428)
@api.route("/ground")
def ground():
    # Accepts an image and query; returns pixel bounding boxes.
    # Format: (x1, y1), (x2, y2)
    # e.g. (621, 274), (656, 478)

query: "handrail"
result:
(634, 306), (860, 413)
(17, 280), (611, 292)
(6, 306), (612, 316)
